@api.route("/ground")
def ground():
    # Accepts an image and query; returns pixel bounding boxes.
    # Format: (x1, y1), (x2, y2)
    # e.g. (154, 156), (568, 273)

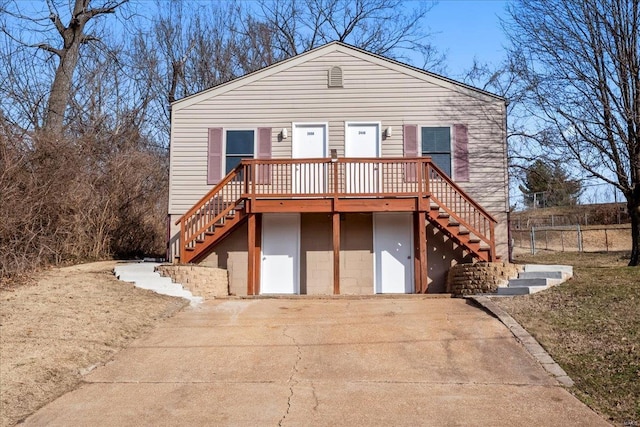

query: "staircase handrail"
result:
(425, 161), (497, 259)
(175, 162), (246, 226)
(425, 161), (498, 222)
(176, 163), (247, 261)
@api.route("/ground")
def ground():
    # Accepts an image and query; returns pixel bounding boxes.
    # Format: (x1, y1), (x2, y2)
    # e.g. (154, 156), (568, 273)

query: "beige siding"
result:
(169, 45), (509, 258)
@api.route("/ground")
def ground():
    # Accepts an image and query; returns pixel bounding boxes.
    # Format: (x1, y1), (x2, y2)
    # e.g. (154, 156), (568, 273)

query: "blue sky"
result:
(426, 0), (509, 78)
(14, 0), (509, 79)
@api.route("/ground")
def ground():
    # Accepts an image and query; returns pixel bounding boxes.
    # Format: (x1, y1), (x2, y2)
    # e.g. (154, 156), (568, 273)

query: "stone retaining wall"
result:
(156, 264), (228, 300)
(446, 262), (521, 296)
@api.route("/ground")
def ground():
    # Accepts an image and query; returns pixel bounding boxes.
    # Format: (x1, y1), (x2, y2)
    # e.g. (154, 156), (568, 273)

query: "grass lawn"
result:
(493, 251), (639, 426)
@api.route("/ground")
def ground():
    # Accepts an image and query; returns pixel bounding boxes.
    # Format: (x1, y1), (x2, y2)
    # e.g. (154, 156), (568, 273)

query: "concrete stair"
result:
(114, 262), (203, 305)
(496, 264), (573, 296)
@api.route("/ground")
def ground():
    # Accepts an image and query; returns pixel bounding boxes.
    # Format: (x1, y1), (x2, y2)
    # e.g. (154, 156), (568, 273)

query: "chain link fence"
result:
(511, 224), (632, 254)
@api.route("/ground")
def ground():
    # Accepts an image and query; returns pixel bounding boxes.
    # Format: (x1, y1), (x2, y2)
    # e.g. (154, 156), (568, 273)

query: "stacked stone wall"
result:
(156, 264), (228, 300)
(446, 262), (521, 296)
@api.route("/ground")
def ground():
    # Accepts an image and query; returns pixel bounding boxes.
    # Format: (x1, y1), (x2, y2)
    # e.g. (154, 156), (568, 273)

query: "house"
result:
(168, 42), (509, 296)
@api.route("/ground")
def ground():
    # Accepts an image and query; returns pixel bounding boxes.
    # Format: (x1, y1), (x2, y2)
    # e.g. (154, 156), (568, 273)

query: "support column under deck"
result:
(332, 212), (341, 294)
(247, 213), (262, 295)
(414, 211), (428, 293)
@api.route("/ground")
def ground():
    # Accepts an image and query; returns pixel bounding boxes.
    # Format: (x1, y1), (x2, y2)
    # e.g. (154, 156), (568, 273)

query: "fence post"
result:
(530, 226), (536, 255)
(545, 229), (549, 250)
(577, 224), (583, 252)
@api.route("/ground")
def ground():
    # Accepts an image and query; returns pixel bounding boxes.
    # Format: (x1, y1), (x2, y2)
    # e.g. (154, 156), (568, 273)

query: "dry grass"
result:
(0, 262), (188, 427)
(494, 251), (639, 426)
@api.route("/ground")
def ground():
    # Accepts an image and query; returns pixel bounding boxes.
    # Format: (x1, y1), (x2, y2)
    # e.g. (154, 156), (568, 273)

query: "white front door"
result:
(374, 213), (414, 294)
(261, 214), (300, 294)
(345, 123), (380, 193)
(292, 124), (327, 194)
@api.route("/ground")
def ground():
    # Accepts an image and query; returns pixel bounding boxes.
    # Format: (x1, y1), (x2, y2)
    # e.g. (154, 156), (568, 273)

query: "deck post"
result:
(179, 218), (186, 264)
(414, 211), (428, 293)
(254, 214), (262, 295)
(332, 212), (341, 295)
(489, 221), (496, 261)
(417, 158), (425, 211)
(247, 213), (257, 295)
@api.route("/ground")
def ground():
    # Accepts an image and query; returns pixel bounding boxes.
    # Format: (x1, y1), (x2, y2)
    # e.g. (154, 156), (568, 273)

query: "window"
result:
(421, 127), (451, 176)
(225, 130), (255, 174)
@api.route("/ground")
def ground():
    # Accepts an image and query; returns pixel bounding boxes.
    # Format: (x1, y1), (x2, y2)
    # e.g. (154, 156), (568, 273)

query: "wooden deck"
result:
(175, 157), (498, 294)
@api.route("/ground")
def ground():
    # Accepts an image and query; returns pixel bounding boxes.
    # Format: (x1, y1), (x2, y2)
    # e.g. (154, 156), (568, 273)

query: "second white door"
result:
(345, 123), (380, 193)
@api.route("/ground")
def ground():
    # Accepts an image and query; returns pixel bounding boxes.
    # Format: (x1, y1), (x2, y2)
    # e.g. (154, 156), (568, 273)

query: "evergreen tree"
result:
(519, 160), (582, 208)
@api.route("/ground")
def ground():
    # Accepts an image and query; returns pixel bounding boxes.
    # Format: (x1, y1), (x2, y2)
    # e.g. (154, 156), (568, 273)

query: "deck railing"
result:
(176, 157), (497, 261)
(425, 161), (497, 257)
(242, 158), (424, 198)
(177, 163), (245, 261)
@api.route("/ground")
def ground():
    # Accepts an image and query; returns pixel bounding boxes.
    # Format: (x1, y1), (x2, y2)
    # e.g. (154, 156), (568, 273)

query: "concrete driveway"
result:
(24, 297), (608, 426)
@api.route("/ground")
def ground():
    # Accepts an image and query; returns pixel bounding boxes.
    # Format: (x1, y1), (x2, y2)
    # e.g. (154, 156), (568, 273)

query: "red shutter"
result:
(256, 127), (272, 185)
(403, 124), (418, 182)
(207, 128), (223, 185)
(453, 124), (469, 182)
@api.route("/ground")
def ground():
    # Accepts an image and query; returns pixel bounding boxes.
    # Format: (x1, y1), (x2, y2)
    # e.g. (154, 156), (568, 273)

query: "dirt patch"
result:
(0, 261), (188, 427)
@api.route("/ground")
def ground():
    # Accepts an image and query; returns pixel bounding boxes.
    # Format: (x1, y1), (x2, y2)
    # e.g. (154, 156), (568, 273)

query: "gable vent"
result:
(328, 66), (343, 87)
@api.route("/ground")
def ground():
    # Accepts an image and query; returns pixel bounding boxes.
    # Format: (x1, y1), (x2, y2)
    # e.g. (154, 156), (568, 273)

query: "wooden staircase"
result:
(176, 164), (249, 263)
(427, 207), (494, 261)
(176, 158), (498, 264)
(425, 163), (497, 262)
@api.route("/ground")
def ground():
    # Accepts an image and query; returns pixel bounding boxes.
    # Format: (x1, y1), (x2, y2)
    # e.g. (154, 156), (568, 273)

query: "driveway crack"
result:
(279, 326), (302, 426)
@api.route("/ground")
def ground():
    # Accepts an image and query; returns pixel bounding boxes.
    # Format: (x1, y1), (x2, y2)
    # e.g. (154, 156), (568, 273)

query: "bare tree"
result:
(0, 1), (169, 277)
(130, 0), (444, 142)
(504, 0), (640, 265)
(1, 0), (127, 136)
(253, 0), (443, 68)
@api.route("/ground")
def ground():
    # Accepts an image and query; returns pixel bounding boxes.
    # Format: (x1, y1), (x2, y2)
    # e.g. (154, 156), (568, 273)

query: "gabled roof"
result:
(171, 41), (505, 112)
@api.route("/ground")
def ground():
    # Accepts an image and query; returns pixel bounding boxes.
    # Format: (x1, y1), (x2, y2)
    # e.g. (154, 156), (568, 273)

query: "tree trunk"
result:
(628, 190), (640, 266)
(44, 42), (82, 137)
(42, 0), (94, 137)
